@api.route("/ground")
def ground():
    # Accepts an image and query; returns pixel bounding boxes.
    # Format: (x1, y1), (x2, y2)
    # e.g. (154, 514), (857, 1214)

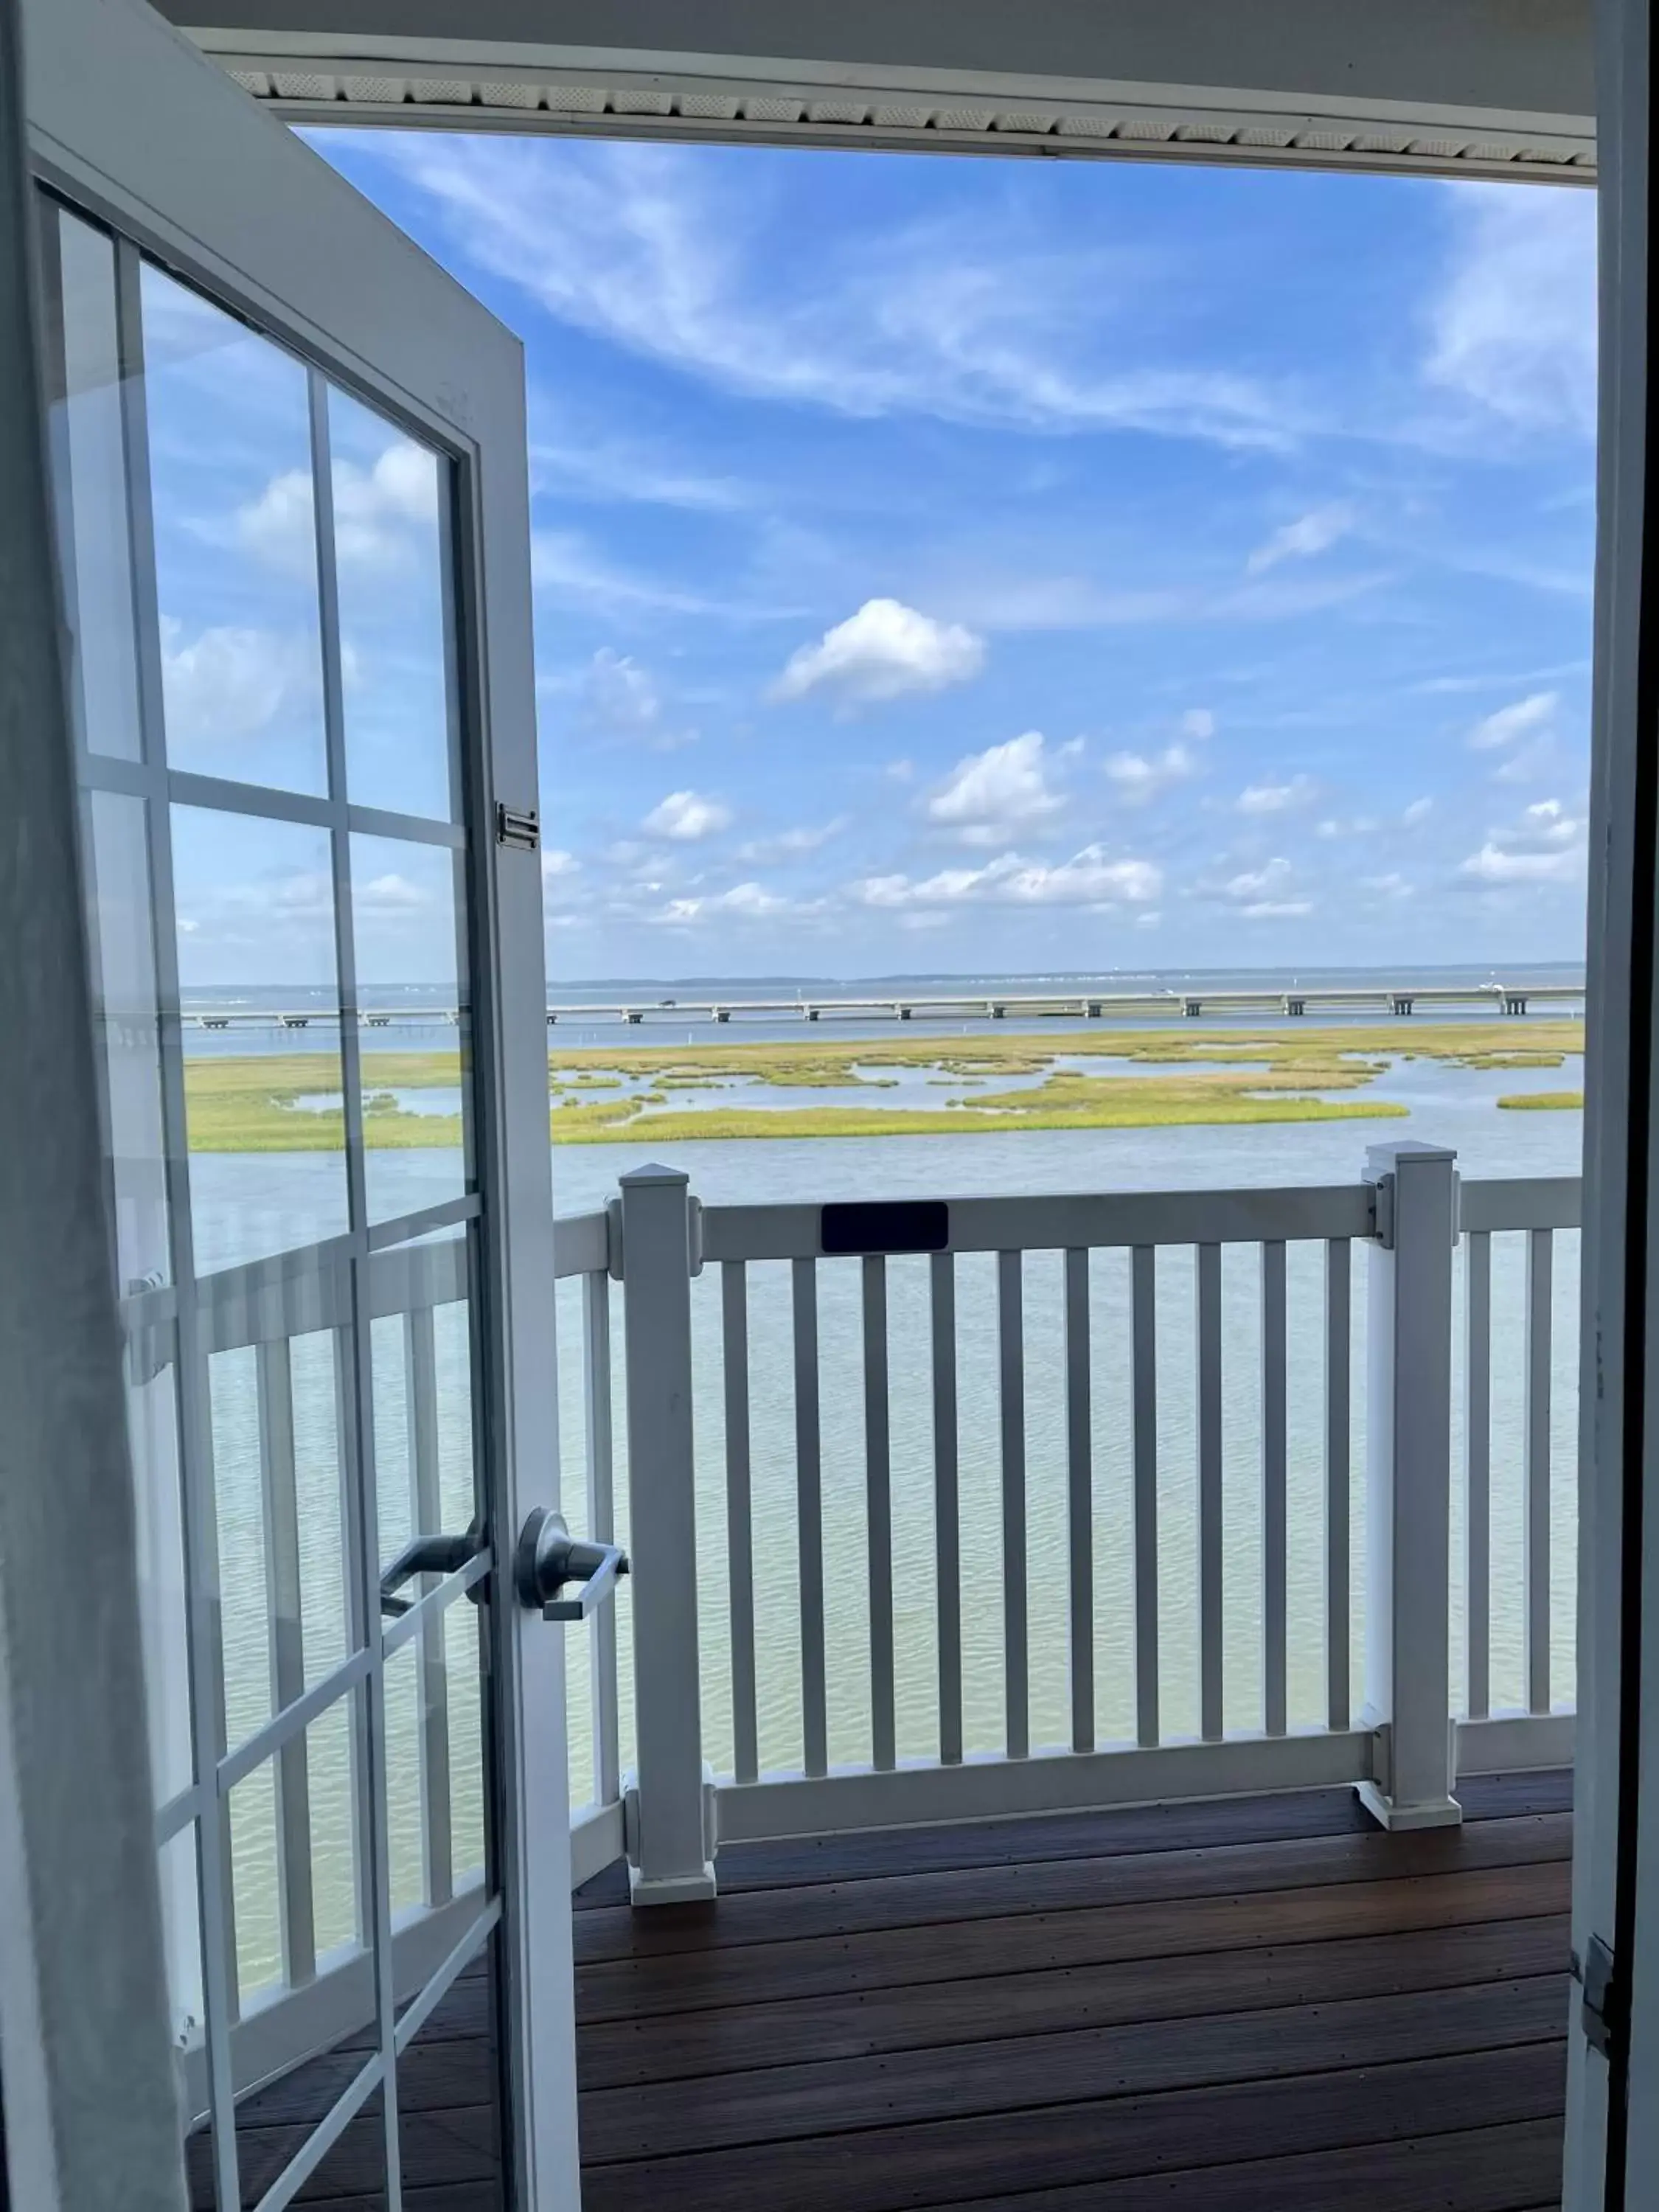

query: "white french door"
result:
(21, 0), (579, 2202)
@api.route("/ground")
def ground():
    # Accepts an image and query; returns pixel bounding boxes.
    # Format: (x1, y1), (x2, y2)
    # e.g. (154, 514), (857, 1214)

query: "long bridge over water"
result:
(184, 981), (1585, 1031)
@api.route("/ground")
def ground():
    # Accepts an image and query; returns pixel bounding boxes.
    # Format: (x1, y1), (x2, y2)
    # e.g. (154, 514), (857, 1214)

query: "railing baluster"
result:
(931, 1251), (962, 1766)
(1196, 1242), (1224, 1742)
(1261, 1240), (1288, 1738)
(721, 1262), (758, 1786)
(1464, 1228), (1492, 1722)
(1525, 1227), (1553, 1715)
(333, 1325), (374, 1953)
(583, 1269), (621, 1809)
(405, 1304), (452, 1908)
(1063, 1249), (1094, 1754)
(998, 1251), (1029, 1759)
(1130, 1245), (1159, 1749)
(1324, 1238), (1352, 1733)
(793, 1257), (827, 1778)
(255, 1335), (316, 1987)
(862, 1256), (896, 1772)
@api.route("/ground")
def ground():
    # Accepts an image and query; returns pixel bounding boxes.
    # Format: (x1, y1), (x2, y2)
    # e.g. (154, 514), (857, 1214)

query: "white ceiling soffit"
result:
(167, 0), (1596, 181)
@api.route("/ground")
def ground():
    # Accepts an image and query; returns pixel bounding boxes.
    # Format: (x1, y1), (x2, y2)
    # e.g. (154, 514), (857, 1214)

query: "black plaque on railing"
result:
(820, 1200), (949, 1256)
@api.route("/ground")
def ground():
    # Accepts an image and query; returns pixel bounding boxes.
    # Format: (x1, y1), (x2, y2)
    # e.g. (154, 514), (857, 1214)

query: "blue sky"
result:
(308, 132), (1596, 980)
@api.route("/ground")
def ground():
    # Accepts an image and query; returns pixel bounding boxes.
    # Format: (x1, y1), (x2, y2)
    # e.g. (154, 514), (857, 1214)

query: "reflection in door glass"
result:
(172, 806), (349, 1266)
(330, 386), (456, 821)
(353, 835), (471, 1222)
(51, 211), (144, 761)
(142, 265), (329, 796)
(85, 790), (170, 1288)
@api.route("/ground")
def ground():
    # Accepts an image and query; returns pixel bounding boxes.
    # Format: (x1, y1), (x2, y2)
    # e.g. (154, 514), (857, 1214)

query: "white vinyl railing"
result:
(586, 1141), (1580, 1901)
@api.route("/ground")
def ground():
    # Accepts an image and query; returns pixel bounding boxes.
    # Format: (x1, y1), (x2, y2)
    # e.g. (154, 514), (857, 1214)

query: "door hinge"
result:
(496, 802), (540, 852)
(1576, 1934), (1626, 2062)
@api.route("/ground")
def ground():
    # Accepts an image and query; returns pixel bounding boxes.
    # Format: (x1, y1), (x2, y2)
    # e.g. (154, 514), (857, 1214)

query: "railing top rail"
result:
(682, 1172), (1583, 1265)
(552, 1208), (610, 1281)
(1459, 1175), (1583, 1234)
(698, 1183), (1375, 1263)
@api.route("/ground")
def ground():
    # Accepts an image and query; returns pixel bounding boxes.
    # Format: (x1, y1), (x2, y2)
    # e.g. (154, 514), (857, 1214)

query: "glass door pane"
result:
(41, 189), (508, 2212)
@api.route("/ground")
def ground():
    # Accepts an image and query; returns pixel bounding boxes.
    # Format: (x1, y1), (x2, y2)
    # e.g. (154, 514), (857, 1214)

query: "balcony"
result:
(184, 1138), (1578, 2207)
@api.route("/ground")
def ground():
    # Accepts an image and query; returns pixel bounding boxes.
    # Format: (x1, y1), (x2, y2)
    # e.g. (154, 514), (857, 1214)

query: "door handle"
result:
(515, 1507), (628, 1621)
(379, 1530), (485, 1617)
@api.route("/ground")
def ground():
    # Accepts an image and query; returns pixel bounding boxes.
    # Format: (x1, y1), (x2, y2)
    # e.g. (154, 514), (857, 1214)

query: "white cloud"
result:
(655, 881), (799, 925)
(643, 789), (733, 841)
(237, 442), (437, 579)
(1362, 872), (1412, 898)
(532, 529), (790, 622)
(572, 647), (699, 749)
(541, 849), (581, 905)
(925, 732), (1066, 846)
(1492, 738), (1559, 785)
(531, 424), (751, 513)
(1458, 796), (1587, 884)
(1402, 797), (1434, 827)
(773, 599), (985, 709)
(1245, 504), (1354, 577)
(1214, 856), (1313, 917)
(1427, 184), (1597, 438)
(234, 470), (315, 578)
(1180, 708), (1217, 741)
(1469, 691), (1559, 751)
(1105, 742), (1198, 804)
(333, 442), (438, 566)
(356, 870), (428, 914)
(1459, 843), (1582, 885)
(854, 846), (1161, 911)
(738, 818), (849, 865)
(582, 649), (661, 736)
(1237, 774), (1316, 816)
(159, 621), (318, 746)
(353, 136), (1303, 451)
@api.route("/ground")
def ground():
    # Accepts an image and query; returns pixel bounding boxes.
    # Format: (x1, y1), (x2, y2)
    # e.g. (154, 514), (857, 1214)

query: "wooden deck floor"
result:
(572, 1770), (1573, 2212)
(192, 1768), (1571, 2208)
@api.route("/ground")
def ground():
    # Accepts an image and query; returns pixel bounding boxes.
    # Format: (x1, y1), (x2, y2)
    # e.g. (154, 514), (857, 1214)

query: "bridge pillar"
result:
(805, 1007), (818, 1021)
(991, 1004), (1005, 1019)
(1085, 1001), (1102, 1019)
(1504, 994), (1528, 1016)
(1183, 998), (1203, 1018)
(626, 1011), (643, 1024)
(899, 1006), (912, 1020)
(1284, 997), (1306, 1018)
(1391, 997), (1414, 1017)
(715, 1008), (730, 1023)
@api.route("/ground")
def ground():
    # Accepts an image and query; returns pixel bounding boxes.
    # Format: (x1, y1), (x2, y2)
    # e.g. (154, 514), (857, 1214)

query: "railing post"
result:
(618, 1164), (717, 1903)
(1357, 1140), (1461, 1830)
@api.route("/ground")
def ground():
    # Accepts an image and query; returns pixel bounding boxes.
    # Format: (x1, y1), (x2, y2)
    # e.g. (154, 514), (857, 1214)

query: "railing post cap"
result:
(619, 1163), (691, 1189)
(1364, 1139), (1456, 1182)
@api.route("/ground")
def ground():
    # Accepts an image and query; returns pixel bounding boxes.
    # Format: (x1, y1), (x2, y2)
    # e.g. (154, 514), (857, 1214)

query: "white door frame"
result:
(0, 2), (185, 2202)
(1567, 0), (1653, 2198)
(14, 0), (579, 2200)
